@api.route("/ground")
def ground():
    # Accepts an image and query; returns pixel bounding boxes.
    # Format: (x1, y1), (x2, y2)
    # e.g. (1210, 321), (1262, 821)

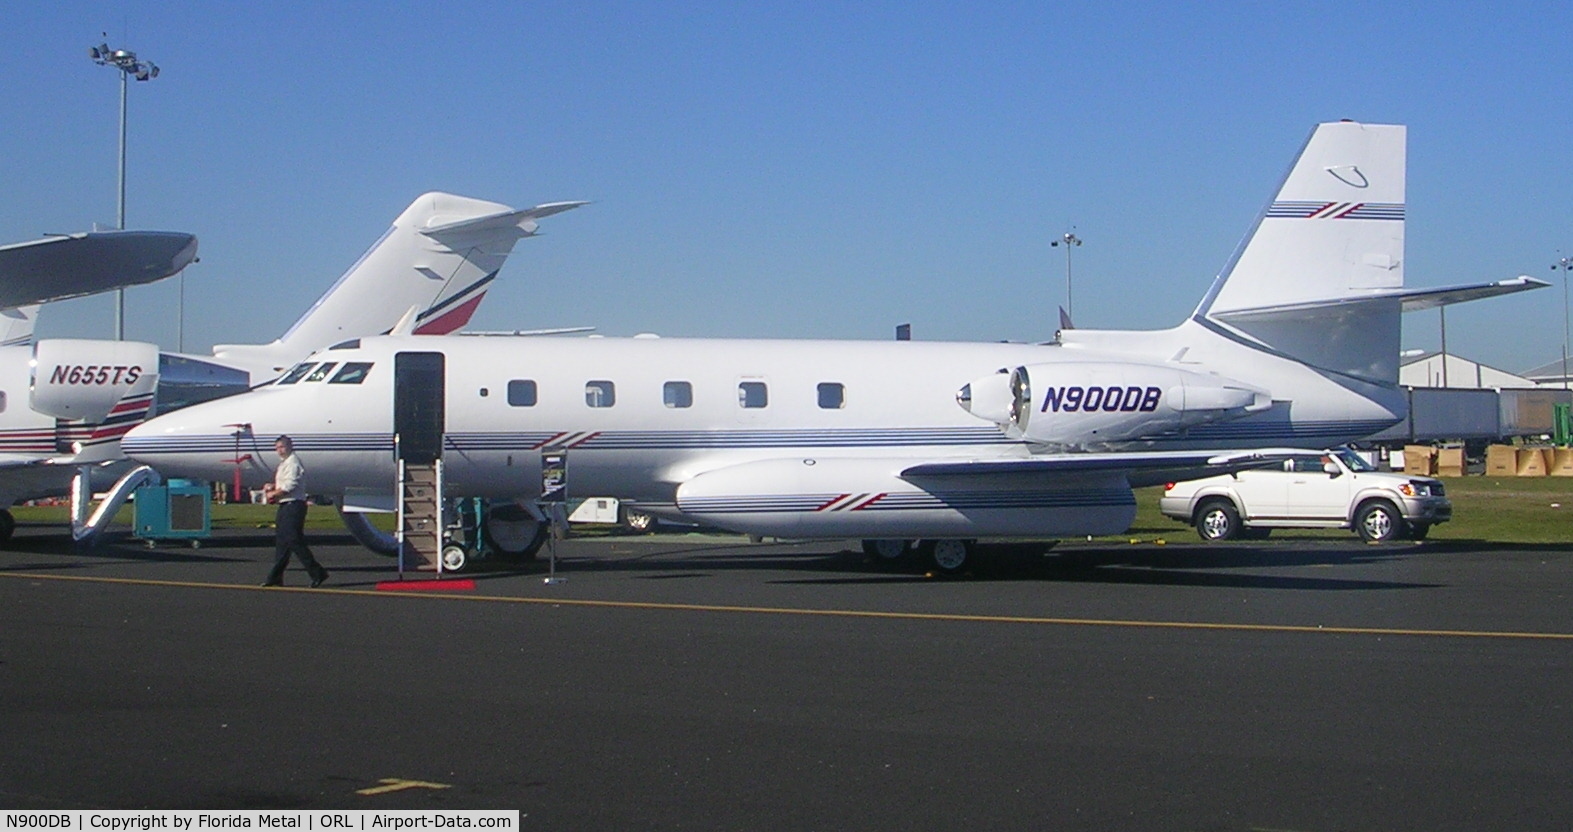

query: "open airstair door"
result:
(394, 352), (446, 572)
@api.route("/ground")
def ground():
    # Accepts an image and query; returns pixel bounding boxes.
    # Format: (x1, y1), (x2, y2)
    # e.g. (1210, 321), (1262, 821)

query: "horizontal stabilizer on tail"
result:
(1210, 275), (1549, 322)
(420, 201), (590, 237)
(1390, 275), (1549, 312)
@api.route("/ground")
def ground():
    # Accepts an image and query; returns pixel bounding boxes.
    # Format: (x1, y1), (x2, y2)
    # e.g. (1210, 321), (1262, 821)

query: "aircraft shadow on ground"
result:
(459, 538), (1449, 592)
(11, 528), (1543, 592)
(0, 528), (246, 566)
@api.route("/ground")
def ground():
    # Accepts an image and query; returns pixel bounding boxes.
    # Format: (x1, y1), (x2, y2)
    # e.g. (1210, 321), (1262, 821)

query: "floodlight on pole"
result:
(1553, 254), (1573, 390)
(1050, 230), (1082, 321)
(89, 40), (160, 341)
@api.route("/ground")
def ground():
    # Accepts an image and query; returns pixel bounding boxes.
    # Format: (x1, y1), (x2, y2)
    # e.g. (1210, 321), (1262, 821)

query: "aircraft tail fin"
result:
(1193, 121), (1407, 385)
(212, 193), (585, 378)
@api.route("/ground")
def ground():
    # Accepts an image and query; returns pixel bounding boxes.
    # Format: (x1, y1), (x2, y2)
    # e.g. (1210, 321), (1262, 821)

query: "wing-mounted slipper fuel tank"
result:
(674, 457), (1138, 539)
(958, 361), (1272, 448)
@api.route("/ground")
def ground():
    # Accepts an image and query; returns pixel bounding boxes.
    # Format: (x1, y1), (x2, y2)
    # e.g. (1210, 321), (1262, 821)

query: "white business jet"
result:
(0, 192), (583, 543)
(123, 123), (1547, 571)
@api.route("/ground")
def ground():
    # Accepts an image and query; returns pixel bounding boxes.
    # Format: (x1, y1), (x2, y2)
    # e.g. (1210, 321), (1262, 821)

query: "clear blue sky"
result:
(6, 1), (1572, 374)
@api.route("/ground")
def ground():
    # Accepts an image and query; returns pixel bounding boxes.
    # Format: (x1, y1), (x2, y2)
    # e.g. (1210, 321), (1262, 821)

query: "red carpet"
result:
(375, 578), (477, 591)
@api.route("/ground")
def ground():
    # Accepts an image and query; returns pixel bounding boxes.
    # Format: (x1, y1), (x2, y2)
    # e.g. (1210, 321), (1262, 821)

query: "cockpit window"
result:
(329, 339), (362, 350)
(328, 362), (373, 384)
(276, 363), (316, 385)
(304, 362), (338, 382)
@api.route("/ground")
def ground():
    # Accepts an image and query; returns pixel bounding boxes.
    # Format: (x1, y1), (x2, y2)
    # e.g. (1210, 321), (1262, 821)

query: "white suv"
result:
(1160, 448), (1451, 542)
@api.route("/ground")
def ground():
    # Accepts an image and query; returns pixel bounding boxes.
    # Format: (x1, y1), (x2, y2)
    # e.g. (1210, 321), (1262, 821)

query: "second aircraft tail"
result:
(212, 192), (586, 377)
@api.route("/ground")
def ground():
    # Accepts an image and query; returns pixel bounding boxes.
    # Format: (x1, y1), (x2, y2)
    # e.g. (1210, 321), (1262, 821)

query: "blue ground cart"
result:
(133, 478), (211, 548)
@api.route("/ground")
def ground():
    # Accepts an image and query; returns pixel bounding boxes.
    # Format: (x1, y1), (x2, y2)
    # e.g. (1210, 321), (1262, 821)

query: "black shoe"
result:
(260, 580), (282, 587)
(310, 572), (329, 588)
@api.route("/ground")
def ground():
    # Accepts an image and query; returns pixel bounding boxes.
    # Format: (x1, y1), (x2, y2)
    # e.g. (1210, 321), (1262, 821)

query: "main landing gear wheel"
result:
(619, 505), (656, 534)
(441, 544), (470, 573)
(922, 540), (974, 575)
(485, 504), (548, 562)
(862, 539), (913, 560)
(0, 509), (14, 546)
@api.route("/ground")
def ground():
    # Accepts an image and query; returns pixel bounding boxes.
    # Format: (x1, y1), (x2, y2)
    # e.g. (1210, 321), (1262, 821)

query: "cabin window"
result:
(738, 381), (768, 409)
(664, 381), (693, 408)
(817, 382), (845, 409)
(328, 362), (373, 384)
(507, 380), (537, 407)
(0, 391), (6, 413)
(586, 380), (616, 408)
(304, 362), (338, 382)
(276, 363), (316, 385)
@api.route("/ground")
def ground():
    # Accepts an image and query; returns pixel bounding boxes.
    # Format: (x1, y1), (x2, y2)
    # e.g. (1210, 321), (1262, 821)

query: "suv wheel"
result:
(1355, 500), (1406, 542)
(1195, 499), (1242, 541)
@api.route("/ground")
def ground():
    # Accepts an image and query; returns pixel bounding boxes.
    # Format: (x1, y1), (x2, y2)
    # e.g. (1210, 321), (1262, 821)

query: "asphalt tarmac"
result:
(1, 522), (1571, 830)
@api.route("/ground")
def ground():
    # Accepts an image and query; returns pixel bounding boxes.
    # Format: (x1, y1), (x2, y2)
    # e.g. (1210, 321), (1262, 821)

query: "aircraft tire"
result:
(485, 504), (547, 562)
(1194, 499), (1241, 542)
(1408, 523), (1431, 541)
(1355, 499), (1405, 543)
(0, 509), (13, 545)
(923, 539), (973, 574)
(619, 505), (656, 534)
(861, 539), (912, 560)
(441, 544), (470, 573)
(338, 505), (401, 556)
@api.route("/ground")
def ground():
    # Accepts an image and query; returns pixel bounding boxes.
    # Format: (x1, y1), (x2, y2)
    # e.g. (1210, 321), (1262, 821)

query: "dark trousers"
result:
(267, 500), (326, 584)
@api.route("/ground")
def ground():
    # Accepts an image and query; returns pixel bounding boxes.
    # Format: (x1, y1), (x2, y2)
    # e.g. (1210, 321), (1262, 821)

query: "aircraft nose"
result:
(121, 407), (227, 466)
(120, 412), (175, 464)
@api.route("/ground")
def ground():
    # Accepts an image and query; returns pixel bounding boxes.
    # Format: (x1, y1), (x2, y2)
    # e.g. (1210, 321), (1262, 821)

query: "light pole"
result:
(89, 40), (159, 341)
(1050, 230), (1081, 321)
(1553, 255), (1573, 390)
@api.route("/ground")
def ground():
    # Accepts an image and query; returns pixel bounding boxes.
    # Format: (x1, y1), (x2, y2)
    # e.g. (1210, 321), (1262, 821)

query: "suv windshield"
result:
(1334, 449), (1376, 472)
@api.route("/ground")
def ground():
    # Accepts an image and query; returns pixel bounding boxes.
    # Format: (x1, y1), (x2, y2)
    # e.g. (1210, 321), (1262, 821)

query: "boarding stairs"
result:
(397, 459), (443, 571)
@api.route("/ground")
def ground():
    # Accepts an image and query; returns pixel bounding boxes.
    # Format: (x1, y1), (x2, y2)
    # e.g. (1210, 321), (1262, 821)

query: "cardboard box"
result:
(1435, 447), (1465, 477)
(1516, 447), (1550, 477)
(1402, 445), (1436, 475)
(1551, 447), (1573, 477)
(1486, 445), (1518, 476)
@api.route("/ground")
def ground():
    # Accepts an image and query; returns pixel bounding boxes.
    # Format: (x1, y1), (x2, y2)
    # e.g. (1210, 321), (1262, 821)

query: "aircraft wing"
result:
(0, 454), (51, 471)
(902, 448), (1310, 487)
(0, 230), (198, 309)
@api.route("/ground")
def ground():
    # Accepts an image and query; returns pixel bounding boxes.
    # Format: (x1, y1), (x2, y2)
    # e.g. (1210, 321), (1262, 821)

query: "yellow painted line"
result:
(356, 778), (451, 796)
(4, 570), (1572, 641)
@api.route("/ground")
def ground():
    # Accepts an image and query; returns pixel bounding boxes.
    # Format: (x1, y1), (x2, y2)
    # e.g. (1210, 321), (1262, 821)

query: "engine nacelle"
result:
(960, 361), (1272, 447)
(31, 339), (160, 422)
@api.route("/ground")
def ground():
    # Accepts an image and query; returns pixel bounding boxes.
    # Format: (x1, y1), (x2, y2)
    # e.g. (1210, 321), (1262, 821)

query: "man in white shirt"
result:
(261, 435), (329, 587)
